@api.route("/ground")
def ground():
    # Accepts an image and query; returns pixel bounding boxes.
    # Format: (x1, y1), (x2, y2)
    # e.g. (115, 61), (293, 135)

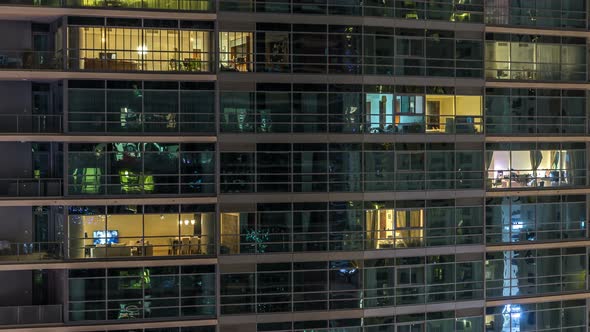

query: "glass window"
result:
(68, 143), (215, 196)
(69, 88), (105, 132)
(256, 91), (290, 133)
(293, 91), (327, 133)
(329, 260), (361, 309)
(394, 210), (424, 248)
(329, 92), (363, 133)
(220, 152), (255, 193)
(219, 31), (253, 72)
(485, 35), (587, 82)
(395, 95), (424, 133)
(69, 265), (216, 321)
(68, 81), (215, 134)
(68, 26), (212, 72)
(328, 26), (362, 74)
(366, 93), (394, 133)
(293, 203), (328, 252)
(364, 144), (395, 191)
(256, 31), (290, 73)
(487, 144), (586, 190)
(292, 31), (327, 74)
(220, 92), (255, 133)
(485, 249), (587, 299)
(67, 205), (215, 259)
(67, 0), (213, 11)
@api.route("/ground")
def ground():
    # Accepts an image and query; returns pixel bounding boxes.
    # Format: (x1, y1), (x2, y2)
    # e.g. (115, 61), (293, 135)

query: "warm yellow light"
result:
(137, 45), (148, 55)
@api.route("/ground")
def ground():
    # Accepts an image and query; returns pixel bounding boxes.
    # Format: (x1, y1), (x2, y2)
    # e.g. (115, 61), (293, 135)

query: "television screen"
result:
(93, 230), (119, 245)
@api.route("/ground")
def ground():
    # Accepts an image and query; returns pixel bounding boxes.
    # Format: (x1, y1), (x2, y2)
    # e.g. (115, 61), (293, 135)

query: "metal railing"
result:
(67, 173), (214, 196)
(219, 0), (484, 22)
(0, 305), (62, 326)
(68, 113), (214, 134)
(485, 117), (587, 136)
(220, 231), (484, 255)
(68, 51), (214, 73)
(487, 169), (586, 190)
(0, 0), (60, 6)
(220, 281), (484, 314)
(0, 50), (61, 70)
(64, 0), (212, 10)
(221, 171), (484, 193)
(69, 236), (214, 259)
(221, 118), (483, 134)
(0, 114), (62, 134)
(0, 242), (63, 261)
(484, 4), (586, 29)
(0, 0), (213, 10)
(0, 178), (63, 197)
(220, 54), (484, 78)
(485, 61), (587, 82)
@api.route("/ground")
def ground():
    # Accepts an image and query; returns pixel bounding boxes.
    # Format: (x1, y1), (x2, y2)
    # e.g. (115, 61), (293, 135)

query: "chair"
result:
(181, 237), (191, 255)
(171, 238), (181, 255)
(128, 241), (137, 256)
(191, 236), (201, 254)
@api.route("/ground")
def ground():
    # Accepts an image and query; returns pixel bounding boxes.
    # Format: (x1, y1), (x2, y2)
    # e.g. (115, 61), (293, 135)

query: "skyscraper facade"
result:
(0, 1), (588, 331)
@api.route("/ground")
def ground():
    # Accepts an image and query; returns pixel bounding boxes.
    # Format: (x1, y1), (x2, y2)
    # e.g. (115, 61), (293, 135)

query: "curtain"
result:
(366, 211), (377, 248)
(485, 150), (493, 170)
(565, 151), (575, 185)
(529, 150), (543, 181)
(550, 150), (560, 169)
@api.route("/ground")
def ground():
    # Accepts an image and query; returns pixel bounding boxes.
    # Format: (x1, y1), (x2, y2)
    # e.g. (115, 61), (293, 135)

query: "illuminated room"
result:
(68, 209), (215, 258)
(219, 31), (253, 72)
(69, 26), (211, 72)
(365, 208), (424, 249)
(487, 149), (580, 189)
(425, 95), (482, 133)
(69, 0), (211, 10)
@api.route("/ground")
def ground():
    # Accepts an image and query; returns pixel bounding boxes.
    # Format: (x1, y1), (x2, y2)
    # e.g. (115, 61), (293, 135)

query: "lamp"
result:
(184, 219), (189, 225)
(136, 45), (148, 55)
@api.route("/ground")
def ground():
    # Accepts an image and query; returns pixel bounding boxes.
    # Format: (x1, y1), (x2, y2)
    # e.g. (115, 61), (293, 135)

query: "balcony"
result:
(0, 178), (62, 197)
(0, 0), (213, 10)
(0, 0), (59, 6)
(65, 0), (213, 10)
(0, 241), (63, 262)
(0, 305), (62, 326)
(0, 114), (62, 134)
(0, 51), (61, 71)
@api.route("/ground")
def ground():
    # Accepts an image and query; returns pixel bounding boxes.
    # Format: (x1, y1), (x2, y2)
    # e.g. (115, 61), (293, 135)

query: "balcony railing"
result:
(0, 0), (60, 6)
(0, 241), (63, 261)
(0, 114), (62, 134)
(0, 178), (63, 197)
(0, 305), (62, 326)
(0, 0), (213, 10)
(0, 51), (61, 70)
